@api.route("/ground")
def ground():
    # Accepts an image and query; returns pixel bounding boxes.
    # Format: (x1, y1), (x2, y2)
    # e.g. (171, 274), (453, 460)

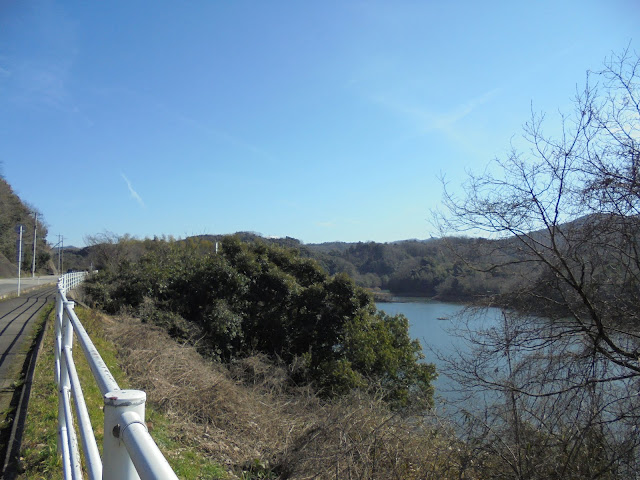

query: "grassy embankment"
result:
(19, 302), (472, 479)
(17, 304), (228, 479)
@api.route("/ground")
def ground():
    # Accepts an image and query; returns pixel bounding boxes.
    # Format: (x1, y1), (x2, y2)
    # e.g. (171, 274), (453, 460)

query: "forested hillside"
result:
(64, 230), (540, 303)
(304, 237), (520, 300)
(0, 177), (51, 277)
(68, 227), (582, 307)
(182, 233), (519, 301)
(83, 235), (436, 409)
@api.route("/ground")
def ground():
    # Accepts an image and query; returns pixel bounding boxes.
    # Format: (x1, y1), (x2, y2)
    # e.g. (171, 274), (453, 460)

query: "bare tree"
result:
(84, 231), (138, 271)
(437, 48), (640, 479)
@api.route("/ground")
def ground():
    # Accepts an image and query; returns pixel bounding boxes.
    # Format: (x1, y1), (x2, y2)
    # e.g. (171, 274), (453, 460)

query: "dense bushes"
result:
(84, 236), (435, 409)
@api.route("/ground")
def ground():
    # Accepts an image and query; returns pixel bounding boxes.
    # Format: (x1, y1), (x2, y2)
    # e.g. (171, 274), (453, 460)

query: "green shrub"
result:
(84, 235), (436, 409)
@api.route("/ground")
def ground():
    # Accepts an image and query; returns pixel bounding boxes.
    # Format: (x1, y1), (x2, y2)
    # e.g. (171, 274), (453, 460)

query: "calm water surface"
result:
(376, 298), (502, 405)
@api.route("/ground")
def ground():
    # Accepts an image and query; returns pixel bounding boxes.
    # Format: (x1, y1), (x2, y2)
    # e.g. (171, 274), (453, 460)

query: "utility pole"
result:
(52, 235), (64, 275)
(15, 224), (24, 296)
(32, 213), (37, 278)
(57, 235), (64, 274)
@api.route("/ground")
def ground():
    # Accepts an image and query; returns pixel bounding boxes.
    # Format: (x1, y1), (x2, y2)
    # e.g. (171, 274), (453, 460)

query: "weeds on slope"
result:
(107, 313), (474, 479)
(19, 303), (475, 479)
(17, 305), (228, 479)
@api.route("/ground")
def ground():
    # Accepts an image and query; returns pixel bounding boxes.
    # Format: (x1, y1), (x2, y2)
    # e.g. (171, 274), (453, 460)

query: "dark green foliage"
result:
(341, 311), (435, 408)
(183, 233), (518, 301)
(84, 235), (435, 409)
(303, 237), (514, 300)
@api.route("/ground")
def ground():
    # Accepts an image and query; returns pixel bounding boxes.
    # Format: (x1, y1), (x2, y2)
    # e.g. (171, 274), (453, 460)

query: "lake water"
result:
(378, 298), (639, 442)
(376, 298), (503, 406)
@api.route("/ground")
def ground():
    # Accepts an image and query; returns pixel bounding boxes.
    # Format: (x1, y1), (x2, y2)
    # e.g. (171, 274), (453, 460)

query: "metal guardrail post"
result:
(54, 290), (63, 385)
(63, 301), (83, 479)
(103, 390), (146, 480)
(58, 300), (82, 479)
(55, 290), (66, 461)
(63, 343), (103, 480)
(119, 410), (180, 480)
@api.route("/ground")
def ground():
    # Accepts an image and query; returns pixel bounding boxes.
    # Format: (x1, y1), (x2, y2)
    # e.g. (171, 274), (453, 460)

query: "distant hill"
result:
(58, 245), (93, 272)
(304, 241), (353, 254)
(191, 233), (513, 300)
(0, 177), (52, 277)
(61, 230), (508, 300)
(72, 220), (603, 301)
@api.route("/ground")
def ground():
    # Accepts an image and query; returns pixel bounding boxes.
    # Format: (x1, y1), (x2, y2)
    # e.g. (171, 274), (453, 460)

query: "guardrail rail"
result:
(55, 272), (179, 480)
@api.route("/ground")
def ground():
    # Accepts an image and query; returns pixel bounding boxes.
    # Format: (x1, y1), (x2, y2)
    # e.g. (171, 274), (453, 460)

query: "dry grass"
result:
(103, 314), (473, 479)
(105, 316), (315, 470)
(277, 395), (474, 480)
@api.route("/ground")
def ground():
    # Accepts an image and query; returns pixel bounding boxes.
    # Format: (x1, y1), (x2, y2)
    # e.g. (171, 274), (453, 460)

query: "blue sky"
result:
(1, 1), (638, 247)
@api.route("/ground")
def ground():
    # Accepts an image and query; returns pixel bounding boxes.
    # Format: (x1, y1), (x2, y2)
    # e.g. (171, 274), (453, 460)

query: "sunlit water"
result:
(376, 298), (503, 408)
(377, 297), (639, 448)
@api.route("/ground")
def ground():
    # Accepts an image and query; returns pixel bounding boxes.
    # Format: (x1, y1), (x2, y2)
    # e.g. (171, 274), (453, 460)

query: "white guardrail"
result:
(55, 272), (179, 480)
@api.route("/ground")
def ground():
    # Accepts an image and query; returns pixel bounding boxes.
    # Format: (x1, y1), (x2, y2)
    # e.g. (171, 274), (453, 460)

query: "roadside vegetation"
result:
(20, 295), (470, 479)
(83, 235), (436, 411)
(102, 309), (467, 479)
(19, 304), (228, 479)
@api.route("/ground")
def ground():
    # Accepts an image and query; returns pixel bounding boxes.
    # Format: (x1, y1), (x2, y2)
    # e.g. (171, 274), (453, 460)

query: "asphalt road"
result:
(0, 286), (57, 476)
(0, 276), (58, 298)
(0, 286), (55, 385)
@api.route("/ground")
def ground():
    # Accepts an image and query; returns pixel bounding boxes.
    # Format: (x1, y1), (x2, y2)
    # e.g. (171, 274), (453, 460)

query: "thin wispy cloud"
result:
(121, 173), (145, 208)
(374, 87), (501, 134)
